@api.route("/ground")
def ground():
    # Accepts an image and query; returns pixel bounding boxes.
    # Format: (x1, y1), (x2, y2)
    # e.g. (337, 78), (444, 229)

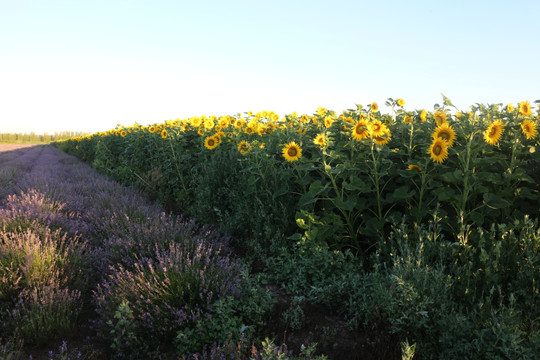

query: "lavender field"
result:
(1, 145), (306, 360)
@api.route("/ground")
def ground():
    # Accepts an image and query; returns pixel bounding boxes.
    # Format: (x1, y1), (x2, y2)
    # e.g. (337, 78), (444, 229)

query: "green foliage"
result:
(345, 216), (540, 359)
(106, 301), (137, 357)
(253, 338), (328, 360)
(175, 271), (275, 356)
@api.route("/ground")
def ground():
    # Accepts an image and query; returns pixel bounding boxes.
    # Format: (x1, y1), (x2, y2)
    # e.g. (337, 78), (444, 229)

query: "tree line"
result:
(0, 131), (87, 144)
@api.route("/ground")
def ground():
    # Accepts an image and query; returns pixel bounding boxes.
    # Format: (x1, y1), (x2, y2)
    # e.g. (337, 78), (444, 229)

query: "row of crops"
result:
(55, 98), (539, 260)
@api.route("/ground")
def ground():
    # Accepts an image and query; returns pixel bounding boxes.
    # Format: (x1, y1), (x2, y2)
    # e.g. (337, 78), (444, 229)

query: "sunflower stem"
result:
(459, 132), (475, 235)
(370, 142), (383, 222)
(416, 157), (431, 223)
(408, 121), (415, 162)
(322, 154), (359, 251)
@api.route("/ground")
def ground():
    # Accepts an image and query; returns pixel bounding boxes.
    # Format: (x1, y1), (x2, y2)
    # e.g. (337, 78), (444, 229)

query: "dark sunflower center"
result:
(208, 139), (215, 146)
(489, 127), (497, 136)
(440, 132), (449, 140)
(287, 147), (298, 157)
(434, 145), (442, 155)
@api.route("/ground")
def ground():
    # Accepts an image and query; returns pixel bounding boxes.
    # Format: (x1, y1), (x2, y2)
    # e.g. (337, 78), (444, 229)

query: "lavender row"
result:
(1, 145), (271, 358)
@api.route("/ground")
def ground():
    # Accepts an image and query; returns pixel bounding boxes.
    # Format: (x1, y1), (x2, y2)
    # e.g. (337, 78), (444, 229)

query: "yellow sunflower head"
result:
(396, 98), (405, 107)
(519, 101), (533, 117)
(432, 123), (456, 147)
(506, 104), (514, 113)
(161, 129), (168, 139)
(237, 140), (252, 155)
(282, 141), (302, 162)
(204, 135), (220, 150)
(521, 119), (538, 140)
(235, 119), (246, 128)
(433, 111), (448, 126)
(373, 136), (390, 146)
(407, 164), (422, 172)
(148, 125), (156, 134)
(190, 117), (202, 128)
(351, 121), (370, 141)
(204, 119), (215, 130)
(483, 120), (504, 145)
(313, 133), (328, 147)
(403, 115), (413, 124)
(419, 109), (427, 122)
(369, 120), (390, 138)
(120, 130), (127, 137)
(323, 115), (334, 128)
(428, 138), (449, 164)
(370, 102), (378, 112)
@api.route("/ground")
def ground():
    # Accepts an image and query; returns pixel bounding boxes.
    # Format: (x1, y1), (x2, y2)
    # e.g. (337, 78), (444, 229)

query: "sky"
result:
(1, 0), (539, 134)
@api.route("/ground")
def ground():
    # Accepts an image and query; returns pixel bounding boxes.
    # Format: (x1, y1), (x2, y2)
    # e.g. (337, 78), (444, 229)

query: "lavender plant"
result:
(93, 239), (244, 356)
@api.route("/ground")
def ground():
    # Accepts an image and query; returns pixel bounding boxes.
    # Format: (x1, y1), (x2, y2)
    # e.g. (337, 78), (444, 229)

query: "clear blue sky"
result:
(1, 0), (539, 134)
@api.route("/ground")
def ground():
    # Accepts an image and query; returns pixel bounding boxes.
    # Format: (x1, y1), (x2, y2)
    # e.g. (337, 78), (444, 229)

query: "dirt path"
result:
(0, 143), (39, 152)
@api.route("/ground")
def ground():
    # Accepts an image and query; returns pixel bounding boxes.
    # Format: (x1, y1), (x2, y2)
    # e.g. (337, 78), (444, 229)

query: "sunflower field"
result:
(56, 97), (539, 259)
(52, 97), (540, 358)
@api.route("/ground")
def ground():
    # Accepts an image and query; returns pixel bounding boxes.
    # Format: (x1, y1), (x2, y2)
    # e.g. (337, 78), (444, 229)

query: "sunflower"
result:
(160, 129), (168, 139)
(300, 114), (310, 123)
(282, 142), (302, 162)
(237, 140), (252, 155)
(148, 125), (156, 133)
(369, 120), (390, 138)
(120, 130), (127, 137)
(428, 138), (449, 164)
(235, 119), (246, 128)
(403, 115), (413, 124)
(204, 119), (214, 130)
(396, 98), (405, 107)
(190, 117), (202, 128)
(373, 136), (390, 146)
(317, 107), (327, 116)
(370, 102), (378, 112)
(313, 133), (328, 147)
(204, 136), (220, 150)
(433, 111), (448, 126)
(324, 116), (334, 128)
(256, 124), (267, 136)
(432, 123), (456, 147)
(519, 101), (533, 116)
(483, 120), (504, 145)
(407, 164), (422, 172)
(244, 125), (255, 135)
(521, 119), (538, 140)
(506, 104), (514, 113)
(351, 121), (370, 141)
(197, 128), (205, 136)
(419, 109), (427, 122)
